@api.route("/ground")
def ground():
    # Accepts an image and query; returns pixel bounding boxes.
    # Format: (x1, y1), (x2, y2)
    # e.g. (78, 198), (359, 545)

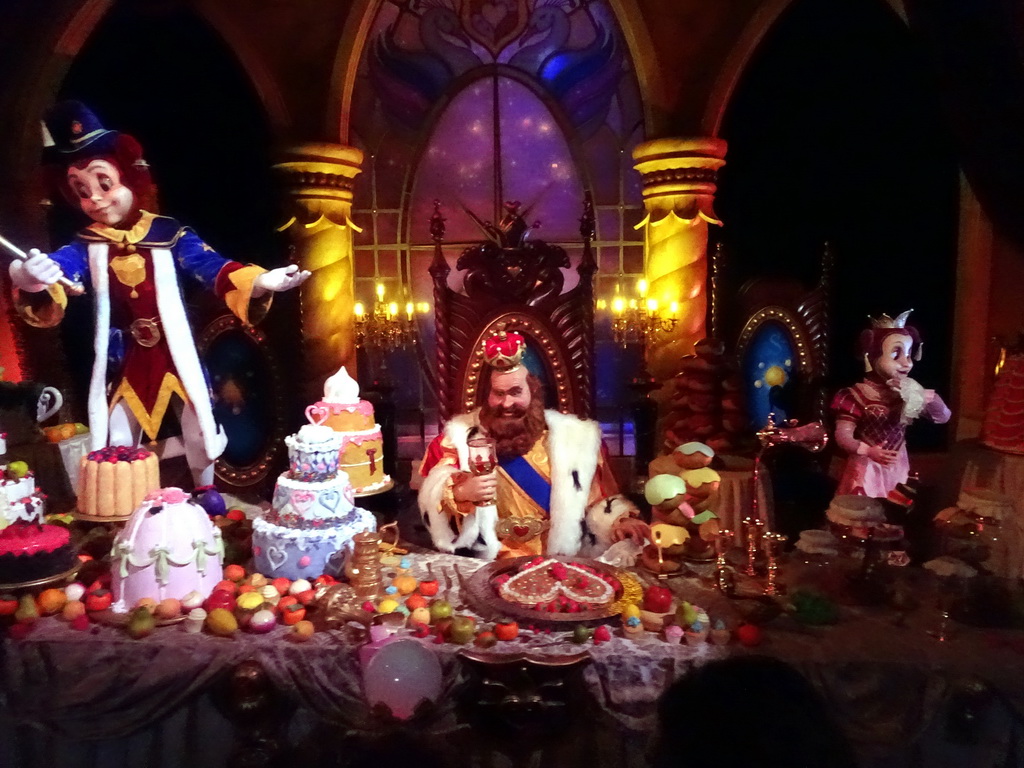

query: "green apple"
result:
(428, 598), (453, 623)
(448, 615), (476, 644)
(126, 606), (156, 640)
(73, 423), (89, 435)
(7, 461), (28, 479)
(572, 625), (593, 644)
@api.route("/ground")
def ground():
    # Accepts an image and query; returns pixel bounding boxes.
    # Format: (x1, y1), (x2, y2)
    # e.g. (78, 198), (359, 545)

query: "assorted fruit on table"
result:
(0, 559), (755, 649)
(42, 422), (88, 443)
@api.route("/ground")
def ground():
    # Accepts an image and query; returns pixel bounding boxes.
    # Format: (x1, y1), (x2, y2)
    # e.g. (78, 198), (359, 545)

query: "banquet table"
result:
(3, 552), (1024, 768)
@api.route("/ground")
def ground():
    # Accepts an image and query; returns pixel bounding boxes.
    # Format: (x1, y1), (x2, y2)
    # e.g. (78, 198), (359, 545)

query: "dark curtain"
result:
(906, 0), (1024, 249)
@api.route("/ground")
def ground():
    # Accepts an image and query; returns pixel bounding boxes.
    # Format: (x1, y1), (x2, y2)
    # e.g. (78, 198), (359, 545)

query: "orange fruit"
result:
(290, 620), (315, 641)
(405, 593), (428, 611)
(62, 600), (86, 621)
(392, 574), (417, 595)
(223, 564), (246, 583)
(37, 588), (67, 615)
(154, 598), (182, 620)
(278, 595), (299, 611)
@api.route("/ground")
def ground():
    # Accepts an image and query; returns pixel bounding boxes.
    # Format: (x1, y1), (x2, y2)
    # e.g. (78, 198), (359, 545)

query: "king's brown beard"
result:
(480, 397), (546, 458)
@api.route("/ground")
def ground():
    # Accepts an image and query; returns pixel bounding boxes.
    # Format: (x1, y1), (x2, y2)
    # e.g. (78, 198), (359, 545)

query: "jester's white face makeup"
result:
(66, 159), (135, 226)
(874, 333), (914, 381)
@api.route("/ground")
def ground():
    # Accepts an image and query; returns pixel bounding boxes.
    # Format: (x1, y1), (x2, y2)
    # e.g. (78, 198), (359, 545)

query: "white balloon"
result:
(362, 639), (442, 719)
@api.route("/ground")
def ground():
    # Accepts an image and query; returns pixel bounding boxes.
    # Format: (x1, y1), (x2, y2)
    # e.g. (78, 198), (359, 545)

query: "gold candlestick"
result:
(762, 531), (787, 596)
(714, 528), (736, 596)
(744, 517), (764, 576)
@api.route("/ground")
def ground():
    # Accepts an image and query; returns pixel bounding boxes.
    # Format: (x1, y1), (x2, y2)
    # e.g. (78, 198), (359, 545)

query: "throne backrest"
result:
(429, 198), (597, 421)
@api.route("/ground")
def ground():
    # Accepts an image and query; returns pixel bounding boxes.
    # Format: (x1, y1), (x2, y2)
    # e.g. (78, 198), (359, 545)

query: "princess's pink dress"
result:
(832, 378), (951, 498)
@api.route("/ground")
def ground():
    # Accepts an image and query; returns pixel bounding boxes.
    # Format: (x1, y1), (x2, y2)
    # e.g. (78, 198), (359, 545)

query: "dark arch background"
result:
(48, 1), (299, 434)
(715, 0), (959, 451)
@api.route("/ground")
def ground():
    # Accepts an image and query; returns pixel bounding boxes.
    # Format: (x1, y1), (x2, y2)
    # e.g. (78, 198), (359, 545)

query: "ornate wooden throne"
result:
(429, 198), (598, 422)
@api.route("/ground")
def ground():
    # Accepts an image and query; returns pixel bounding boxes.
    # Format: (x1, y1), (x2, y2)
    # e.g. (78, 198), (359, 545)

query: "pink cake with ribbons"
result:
(110, 488), (223, 612)
(313, 366), (391, 494)
(252, 402), (375, 580)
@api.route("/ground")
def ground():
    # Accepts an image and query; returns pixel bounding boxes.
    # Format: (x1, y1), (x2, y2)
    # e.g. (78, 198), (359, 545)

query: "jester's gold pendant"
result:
(110, 252), (146, 299)
(496, 516), (548, 544)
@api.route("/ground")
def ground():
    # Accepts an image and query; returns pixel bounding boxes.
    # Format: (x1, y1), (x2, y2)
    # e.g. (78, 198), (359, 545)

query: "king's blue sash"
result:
(499, 454), (552, 512)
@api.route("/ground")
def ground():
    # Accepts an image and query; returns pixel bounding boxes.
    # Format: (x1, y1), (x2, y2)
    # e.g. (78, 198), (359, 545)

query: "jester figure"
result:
(9, 101), (309, 486)
(831, 311), (951, 498)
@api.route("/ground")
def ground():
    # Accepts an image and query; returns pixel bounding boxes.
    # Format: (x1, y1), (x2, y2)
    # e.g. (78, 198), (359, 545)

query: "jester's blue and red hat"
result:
(42, 100), (155, 211)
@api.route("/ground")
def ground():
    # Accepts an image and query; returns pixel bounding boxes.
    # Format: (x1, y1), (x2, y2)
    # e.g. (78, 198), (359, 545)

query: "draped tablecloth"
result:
(3, 552), (1024, 768)
(959, 444), (1024, 580)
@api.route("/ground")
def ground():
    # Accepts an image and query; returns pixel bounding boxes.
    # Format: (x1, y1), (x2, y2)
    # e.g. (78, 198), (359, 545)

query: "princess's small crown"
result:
(483, 326), (525, 372)
(869, 309), (913, 329)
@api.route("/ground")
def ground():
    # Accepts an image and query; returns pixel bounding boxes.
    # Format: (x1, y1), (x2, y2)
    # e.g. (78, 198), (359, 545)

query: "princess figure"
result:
(831, 311), (951, 498)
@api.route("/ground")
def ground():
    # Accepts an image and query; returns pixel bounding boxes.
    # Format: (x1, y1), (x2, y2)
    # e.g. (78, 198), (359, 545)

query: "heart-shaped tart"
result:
(498, 558), (615, 608)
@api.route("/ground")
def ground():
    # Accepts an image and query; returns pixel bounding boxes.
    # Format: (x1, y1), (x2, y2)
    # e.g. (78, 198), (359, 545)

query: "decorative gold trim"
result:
(84, 211), (158, 245)
(736, 305), (815, 375)
(198, 314), (283, 487)
(108, 373), (189, 441)
(225, 265), (270, 326)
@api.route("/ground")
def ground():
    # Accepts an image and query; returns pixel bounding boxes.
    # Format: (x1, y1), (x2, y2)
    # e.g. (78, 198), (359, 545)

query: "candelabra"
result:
(599, 279), (679, 473)
(714, 528), (736, 596)
(353, 283), (426, 353)
(762, 531), (787, 596)
(743, 516), (765, 576)
(602, 279), (679, 349)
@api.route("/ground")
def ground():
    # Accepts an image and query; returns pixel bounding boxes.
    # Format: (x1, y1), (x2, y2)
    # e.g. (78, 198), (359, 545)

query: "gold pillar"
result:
(632, 137), (727, 381)
(274, 143), (364, 401)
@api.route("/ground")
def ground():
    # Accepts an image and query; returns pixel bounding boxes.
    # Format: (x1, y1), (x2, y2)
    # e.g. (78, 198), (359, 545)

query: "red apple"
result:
(735, 623), (763, 647)
(494, 618), (519, 641)
(642, 585), (674, 613)
(418, 578), (439, 597)
(204, 590), (236, 613)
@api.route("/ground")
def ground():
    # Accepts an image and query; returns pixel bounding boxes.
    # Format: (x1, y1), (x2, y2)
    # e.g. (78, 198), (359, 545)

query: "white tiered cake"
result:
(252, 409), (375, 580)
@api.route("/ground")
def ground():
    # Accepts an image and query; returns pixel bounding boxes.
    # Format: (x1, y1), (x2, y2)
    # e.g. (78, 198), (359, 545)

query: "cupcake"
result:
(622, 615), (644, 638)
(185, 608), (206, 634)
(709, 619), (730, 645)
(685, 619), (709, 646)
(664, 624), (684, 644)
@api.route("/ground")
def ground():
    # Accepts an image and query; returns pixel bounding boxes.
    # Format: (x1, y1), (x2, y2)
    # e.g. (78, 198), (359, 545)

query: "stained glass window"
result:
(349, 0), (646, 425)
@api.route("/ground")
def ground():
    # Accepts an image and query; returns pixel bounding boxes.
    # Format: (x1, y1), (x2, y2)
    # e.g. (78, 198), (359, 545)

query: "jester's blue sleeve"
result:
(48, 241), (90, 286)
(172, 228), (238, 291)
(171, 227), (271, 324)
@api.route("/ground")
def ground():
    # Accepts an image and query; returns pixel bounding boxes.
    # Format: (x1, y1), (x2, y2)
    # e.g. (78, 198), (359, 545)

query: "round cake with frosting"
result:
(0, 523), (75, 584)
(0, 455), (73, 584)
(493, 557), (620, 613)
(826, 495), (885, 528)
(78, 445), (160, 518)
(285, 424), (343, 482)
(110, 487), (224, 612)
(313, 366), (391, 494)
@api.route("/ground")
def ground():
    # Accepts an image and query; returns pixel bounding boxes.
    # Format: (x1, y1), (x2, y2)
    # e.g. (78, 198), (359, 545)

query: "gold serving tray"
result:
(462, 555), (641, 627)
